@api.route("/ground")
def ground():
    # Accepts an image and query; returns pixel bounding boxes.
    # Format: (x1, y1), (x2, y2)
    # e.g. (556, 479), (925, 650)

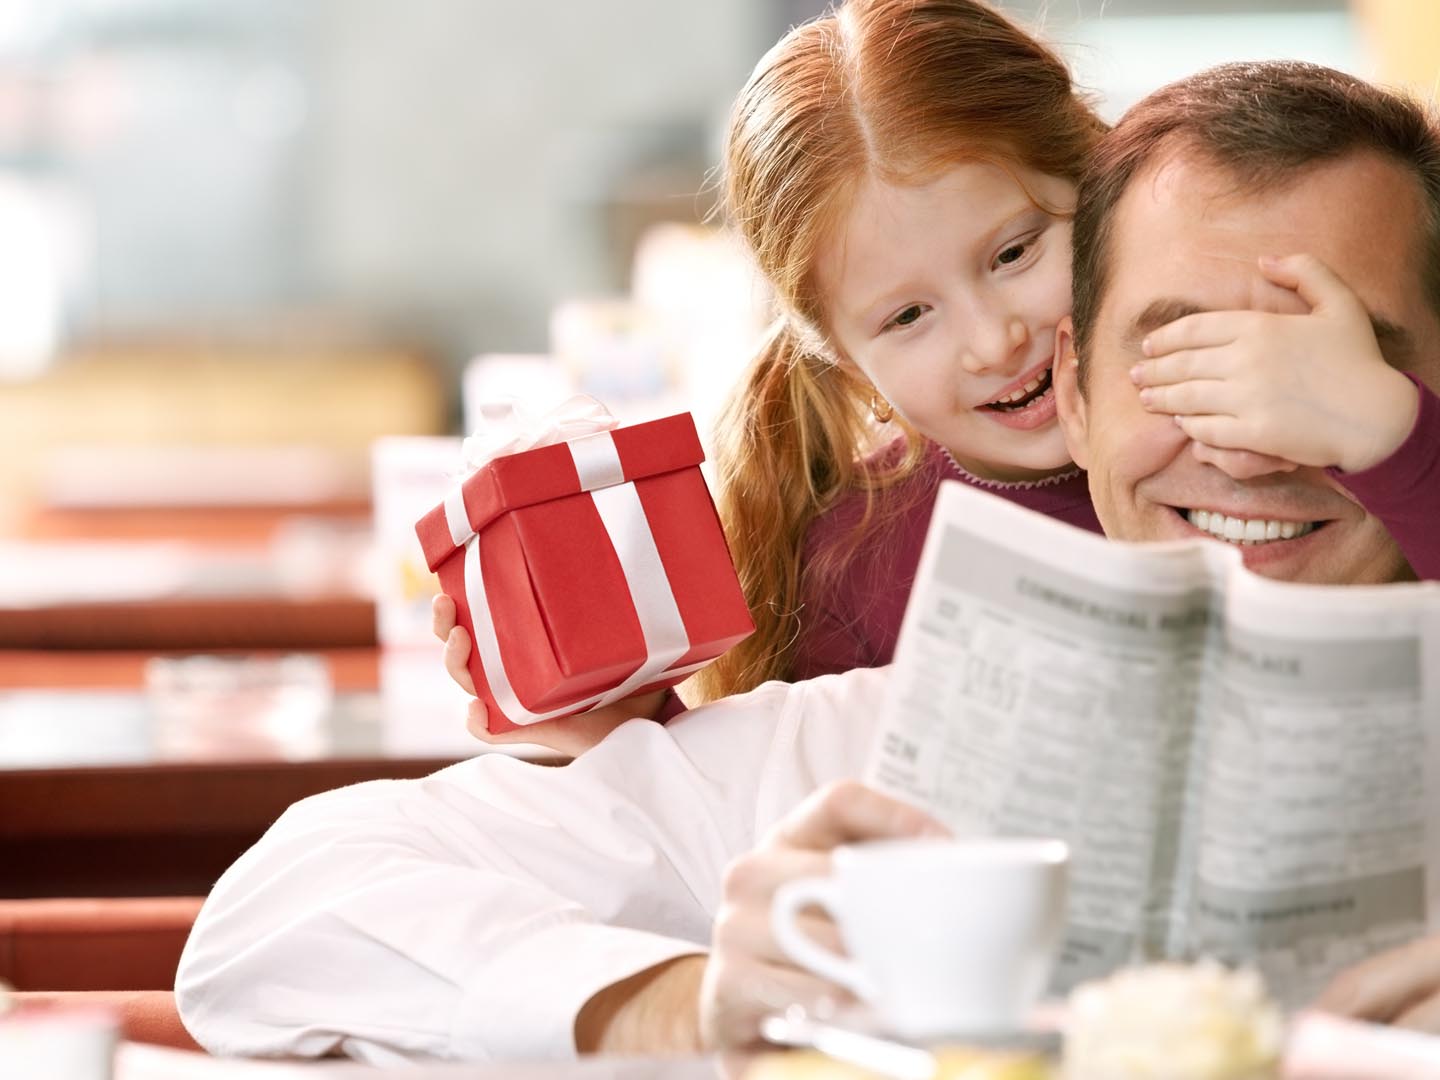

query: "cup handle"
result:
(771, 878), (873, 1002)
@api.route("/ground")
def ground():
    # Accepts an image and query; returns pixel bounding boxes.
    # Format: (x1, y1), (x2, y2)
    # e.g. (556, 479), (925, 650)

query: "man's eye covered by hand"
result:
(1131, 253), (1419, 479)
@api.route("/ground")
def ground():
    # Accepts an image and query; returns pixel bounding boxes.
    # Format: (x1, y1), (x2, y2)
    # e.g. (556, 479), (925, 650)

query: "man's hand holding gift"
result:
(431, 593), (666, 755)
(416, 395), (752, 754)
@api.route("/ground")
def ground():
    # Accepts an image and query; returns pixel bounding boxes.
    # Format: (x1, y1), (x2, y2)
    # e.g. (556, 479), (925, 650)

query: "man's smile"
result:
(1178, 507), (1322, 546)
(1161, 502), (1348, 572)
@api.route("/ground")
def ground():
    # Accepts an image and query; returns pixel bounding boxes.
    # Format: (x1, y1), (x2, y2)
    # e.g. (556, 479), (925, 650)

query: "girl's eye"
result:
(885, 304), (926, 331)
(994, 234), (1040, 269)
(995, 242), (1029, 267)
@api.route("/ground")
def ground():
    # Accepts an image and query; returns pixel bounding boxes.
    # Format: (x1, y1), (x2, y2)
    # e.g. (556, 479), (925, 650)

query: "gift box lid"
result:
(416, 412), (706, 572)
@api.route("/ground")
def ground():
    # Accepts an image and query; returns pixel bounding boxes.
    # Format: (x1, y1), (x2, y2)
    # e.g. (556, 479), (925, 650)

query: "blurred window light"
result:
(0, 174), (86, 378)
(462, 355), (577, 434)
(1055, 11), (1365, 120)
(231, 63), (307, 143)
(0, 2), (61, 58)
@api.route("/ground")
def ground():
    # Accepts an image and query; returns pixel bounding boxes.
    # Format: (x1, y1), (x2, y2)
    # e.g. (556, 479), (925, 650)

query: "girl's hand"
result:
(1131, 253), (1420, 476)
(429, 593), (665, 757)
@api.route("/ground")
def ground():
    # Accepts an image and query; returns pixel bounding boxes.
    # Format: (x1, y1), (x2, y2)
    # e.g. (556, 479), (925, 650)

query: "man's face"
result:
(1056, 150), (1440, 584)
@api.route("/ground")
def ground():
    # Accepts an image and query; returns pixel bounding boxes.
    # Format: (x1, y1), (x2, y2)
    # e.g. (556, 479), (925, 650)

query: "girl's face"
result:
(815, 162), (1076, 482)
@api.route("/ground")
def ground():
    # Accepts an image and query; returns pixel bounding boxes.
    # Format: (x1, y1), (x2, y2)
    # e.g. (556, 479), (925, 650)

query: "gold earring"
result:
(870, 392), (894, 424)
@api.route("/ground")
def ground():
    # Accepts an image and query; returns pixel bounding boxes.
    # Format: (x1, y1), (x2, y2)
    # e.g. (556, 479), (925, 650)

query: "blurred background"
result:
(0, 0), (1435, 930)
(0, 0), (1431, 503)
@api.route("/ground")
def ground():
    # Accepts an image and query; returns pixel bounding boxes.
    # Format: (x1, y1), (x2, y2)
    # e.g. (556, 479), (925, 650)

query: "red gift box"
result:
(415, 412), (754, 733)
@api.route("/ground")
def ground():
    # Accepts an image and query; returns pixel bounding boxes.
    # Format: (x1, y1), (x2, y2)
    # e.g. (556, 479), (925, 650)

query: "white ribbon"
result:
(442, 394), (620, 548)
(461, 394), (618, 472)
(457, 429), (694, 726)
(568, 428), (628, 491)
(443, 486), (470, 549)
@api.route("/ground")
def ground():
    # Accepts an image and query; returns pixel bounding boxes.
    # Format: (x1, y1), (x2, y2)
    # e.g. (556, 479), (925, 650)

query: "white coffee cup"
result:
(771, 836), (1069, 1039)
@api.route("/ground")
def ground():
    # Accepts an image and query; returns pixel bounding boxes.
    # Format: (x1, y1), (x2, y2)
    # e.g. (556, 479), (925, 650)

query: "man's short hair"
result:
(1071, 61), (1440, 388)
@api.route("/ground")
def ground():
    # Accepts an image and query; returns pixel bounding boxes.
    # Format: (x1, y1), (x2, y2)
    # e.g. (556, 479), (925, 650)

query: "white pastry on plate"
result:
(1063, 961), (1283, 1080)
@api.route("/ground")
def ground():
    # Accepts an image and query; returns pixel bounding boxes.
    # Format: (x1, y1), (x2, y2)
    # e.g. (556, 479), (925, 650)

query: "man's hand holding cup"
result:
(705, 779), (1071, 1050)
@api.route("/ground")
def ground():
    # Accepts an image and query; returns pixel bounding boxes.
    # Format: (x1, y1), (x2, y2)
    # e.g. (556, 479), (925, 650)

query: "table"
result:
(115, 1043), (726, 1079)
(0, 596), (376, 651)
(0, 648), (548, 897)
(108, 1015), (1440, 1080)
(0, 504), (378, 651)
(0, 693), (461, 897)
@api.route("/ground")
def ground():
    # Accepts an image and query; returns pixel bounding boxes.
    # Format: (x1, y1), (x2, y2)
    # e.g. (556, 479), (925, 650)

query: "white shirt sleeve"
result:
(175, 667), (887, 1064)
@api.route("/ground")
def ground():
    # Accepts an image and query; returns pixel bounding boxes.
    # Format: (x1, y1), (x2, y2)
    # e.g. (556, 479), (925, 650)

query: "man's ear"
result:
(1053, 317), (1090, 470)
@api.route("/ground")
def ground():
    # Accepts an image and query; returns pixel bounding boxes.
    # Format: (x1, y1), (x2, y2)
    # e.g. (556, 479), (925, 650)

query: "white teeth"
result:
(1184, 509), (1316, 546)
(993, 379), (1037, 404)
(987, 369), (1052, 407)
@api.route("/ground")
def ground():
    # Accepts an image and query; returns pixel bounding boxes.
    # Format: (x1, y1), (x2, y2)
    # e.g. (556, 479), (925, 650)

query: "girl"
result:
(693, 0), (1110, 699)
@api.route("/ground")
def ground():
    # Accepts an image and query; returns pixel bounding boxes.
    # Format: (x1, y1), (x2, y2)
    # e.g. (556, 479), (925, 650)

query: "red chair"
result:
(0, 897), (204, 1051)
(9, 990), (200, 1051)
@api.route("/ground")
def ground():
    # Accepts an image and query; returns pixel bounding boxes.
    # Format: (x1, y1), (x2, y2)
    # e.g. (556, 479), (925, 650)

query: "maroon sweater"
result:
(792, 441), (1101, 680)
(1328, 373), (1440, 582)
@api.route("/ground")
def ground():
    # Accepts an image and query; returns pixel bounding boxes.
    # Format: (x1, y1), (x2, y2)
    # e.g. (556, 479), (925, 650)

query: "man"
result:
(1056, 61), (1439, 587)
(175, 62), (1440, 1062)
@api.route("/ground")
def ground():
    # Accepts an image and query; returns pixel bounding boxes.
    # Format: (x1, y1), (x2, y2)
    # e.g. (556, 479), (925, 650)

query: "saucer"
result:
(813, 1001), (1062, 1049)
(761, 1003), (1062, 1073)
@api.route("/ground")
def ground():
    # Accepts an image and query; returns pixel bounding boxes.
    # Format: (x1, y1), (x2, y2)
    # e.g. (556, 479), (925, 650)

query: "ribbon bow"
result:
(461, 394), (619, 472)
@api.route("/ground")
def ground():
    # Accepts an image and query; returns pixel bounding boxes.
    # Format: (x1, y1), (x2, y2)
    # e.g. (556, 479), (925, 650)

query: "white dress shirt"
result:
(175, 667), (888, 1064)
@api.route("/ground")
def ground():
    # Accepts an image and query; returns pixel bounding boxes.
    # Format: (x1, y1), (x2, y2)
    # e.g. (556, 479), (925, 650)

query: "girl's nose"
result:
(959, 316), (1029, 376)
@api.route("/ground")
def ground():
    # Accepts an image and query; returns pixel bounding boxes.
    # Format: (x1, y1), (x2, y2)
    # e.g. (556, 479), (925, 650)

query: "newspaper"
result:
(863, 480), (1440, 1005)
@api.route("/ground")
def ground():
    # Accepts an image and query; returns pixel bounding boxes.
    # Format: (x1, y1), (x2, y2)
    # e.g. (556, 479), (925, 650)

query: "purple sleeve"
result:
(1328, 373), (1440, 581)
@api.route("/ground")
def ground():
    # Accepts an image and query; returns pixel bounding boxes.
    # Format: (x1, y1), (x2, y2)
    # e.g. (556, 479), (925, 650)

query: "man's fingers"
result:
(463, 707), (599, 753)
(1188, 440), (1299, 479)
(721, 849), (832, 904)
(465, 698), (496, 740)
(1257, 252), (1362, 317)
(703, 959), (858, 1049)
(714, 903), (845, 965)
(444, 626), (477, 695)
(1315, 937), (1440, 1023)
(771, 780), (949, 851)
(431, 593), (457, 642)
(1140, 311), (1246, 357)
(738, 959), (857, 1020)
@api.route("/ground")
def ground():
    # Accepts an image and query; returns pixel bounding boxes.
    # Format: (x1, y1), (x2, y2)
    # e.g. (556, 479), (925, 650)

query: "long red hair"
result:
(693, 0), (1106, 701)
